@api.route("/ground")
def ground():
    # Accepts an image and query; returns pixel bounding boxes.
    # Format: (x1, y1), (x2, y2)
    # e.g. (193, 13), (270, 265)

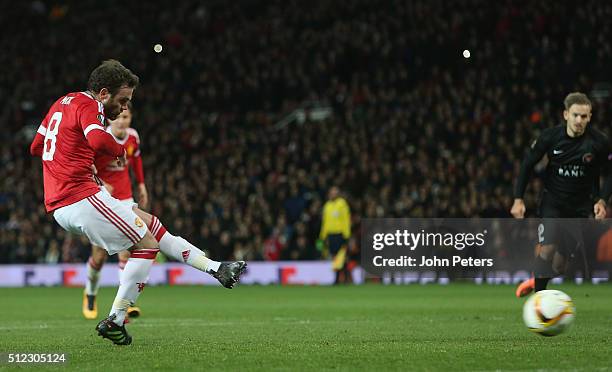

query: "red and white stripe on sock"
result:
(148, 215), (167, 242)
(130, 249), (160, 260)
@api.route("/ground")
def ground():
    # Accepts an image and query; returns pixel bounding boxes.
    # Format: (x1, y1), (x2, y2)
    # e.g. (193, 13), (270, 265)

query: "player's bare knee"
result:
(91, 246), (108, 265)
(552, 253), (568, 274)
(133, 231), (159, 250)
(118, 250), (130, 262)
(133, 207), (153, 227)
(552, 261), (566, 275)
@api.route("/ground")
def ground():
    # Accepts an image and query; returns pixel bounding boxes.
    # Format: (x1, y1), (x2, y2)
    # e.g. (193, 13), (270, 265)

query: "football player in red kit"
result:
(31, 60), (246, 345)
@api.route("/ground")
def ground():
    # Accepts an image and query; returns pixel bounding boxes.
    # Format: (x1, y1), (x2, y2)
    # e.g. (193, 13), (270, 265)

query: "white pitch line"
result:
(0, 318), (366, 331)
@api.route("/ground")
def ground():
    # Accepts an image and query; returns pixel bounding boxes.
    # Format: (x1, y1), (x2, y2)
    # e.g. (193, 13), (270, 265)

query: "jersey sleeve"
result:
(340, 199), (351, 239)
(78, 100), (106, 137)
(513, 128), (553, 199)
(319, 203), (329, 240)
(132, 129), (141, 157)
(131, 142), (145, 184)
(29, 116), (49, 157)
(127, 129), (145, 183)
(78, 101), (124, 157)
(598, 136), (612, 203)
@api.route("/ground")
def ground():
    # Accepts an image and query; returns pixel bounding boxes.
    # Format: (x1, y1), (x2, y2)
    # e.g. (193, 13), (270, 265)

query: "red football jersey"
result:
(33, 92), (121, 212)
(94, 127), (144, 201)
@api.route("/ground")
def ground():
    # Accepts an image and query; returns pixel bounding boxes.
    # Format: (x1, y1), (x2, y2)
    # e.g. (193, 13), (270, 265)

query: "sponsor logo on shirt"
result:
(558, 165), (585, 177)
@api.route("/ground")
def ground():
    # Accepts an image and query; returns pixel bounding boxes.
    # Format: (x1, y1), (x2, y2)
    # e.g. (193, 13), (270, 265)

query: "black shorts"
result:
(537, 191), (592, 257)
(327, 234), (346, 256)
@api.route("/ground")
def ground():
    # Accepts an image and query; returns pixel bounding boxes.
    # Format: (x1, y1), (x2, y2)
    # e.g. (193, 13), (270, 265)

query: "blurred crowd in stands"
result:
(2, 0), (612, 263)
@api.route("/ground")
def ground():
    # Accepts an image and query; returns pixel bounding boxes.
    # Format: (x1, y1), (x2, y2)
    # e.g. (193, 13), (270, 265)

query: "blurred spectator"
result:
(45, 240), (60, 264)
(320, 187), (351, 283)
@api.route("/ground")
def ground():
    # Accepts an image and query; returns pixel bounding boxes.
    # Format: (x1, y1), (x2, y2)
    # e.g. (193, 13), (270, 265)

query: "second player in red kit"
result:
(95, 104), (147, 205)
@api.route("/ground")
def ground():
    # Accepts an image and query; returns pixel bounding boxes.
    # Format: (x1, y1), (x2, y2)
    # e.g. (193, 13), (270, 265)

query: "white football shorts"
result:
(53, 187), (147, 255)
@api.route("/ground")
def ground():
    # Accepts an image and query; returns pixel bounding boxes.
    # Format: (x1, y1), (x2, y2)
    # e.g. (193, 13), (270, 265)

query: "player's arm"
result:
(319, 203), (329, 240)
(600, 173), (612, 206)
(79, 102), (125, 158)
(85, 126), (126, 160)
(29, 120), (48, 157)
(511, 130), (551, 218)
(130, 154), (145, 184)
(129, 134), (148, 208)
(340, 199), (351, 239)
(595, 138), (612, 219)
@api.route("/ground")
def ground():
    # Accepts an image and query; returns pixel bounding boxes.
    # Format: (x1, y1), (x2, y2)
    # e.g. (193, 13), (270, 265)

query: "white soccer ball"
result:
(523, 290), (575, 336)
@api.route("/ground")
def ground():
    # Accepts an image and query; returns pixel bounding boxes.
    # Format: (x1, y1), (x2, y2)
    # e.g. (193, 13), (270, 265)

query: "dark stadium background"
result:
(2, 0), (612, 265)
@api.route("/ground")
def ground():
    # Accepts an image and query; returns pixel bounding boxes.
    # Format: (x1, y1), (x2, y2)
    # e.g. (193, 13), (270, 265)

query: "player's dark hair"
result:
(564, 92), (592, 110)
(87, 59), (139, 96)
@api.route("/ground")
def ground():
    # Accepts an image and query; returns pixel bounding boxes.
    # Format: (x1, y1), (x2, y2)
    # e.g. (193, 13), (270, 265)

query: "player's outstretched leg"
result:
(134, 209), (247, 288)
(83, 246), (107, 319)
(516, 242), (561, 297)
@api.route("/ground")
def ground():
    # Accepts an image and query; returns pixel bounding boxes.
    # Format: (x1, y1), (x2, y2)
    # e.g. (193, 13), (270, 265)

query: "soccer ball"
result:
(522, 290), (575, 336)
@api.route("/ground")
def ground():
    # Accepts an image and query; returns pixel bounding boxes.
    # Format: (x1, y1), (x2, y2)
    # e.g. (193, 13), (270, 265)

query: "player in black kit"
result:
(511, 92), (612, 297)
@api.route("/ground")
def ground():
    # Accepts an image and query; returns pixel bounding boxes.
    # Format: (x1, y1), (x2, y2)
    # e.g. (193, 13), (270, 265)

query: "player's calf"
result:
(83, 247), (108, 319)
(107, 234), (159, 327)
(119, 248), (142, 321)
(533, 244), (557, 292)
(133, 208), (247, 287)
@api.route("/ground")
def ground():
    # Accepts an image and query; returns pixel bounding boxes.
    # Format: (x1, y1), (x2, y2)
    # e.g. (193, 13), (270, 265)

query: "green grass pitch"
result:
(1, 284), (611, 371)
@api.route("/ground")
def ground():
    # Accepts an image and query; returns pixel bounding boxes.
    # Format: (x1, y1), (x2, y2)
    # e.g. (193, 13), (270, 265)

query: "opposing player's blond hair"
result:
(564, 92), (592, 110)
